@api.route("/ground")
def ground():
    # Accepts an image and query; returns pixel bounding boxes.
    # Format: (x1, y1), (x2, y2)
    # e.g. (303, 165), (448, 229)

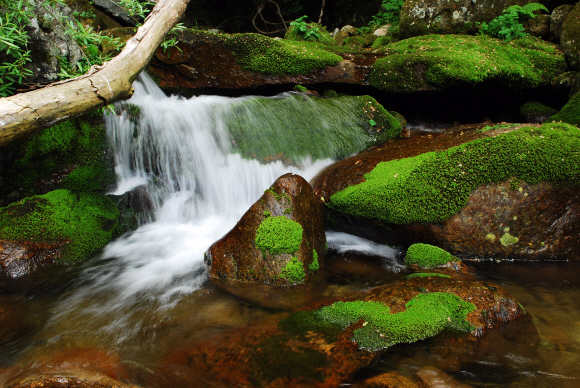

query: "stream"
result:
(0, 75), (579, 387)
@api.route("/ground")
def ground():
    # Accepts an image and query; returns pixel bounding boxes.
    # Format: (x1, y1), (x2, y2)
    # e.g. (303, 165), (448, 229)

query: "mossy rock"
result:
(520, 101), (558, 123)
(344, 36), (364, 49)
(284, 23), (336, 46)
(404, 243), (459, 268)
(328, 122), (580, 225)
(560, 2), (580, 71)
(0, 189), (119, 263)
(369, 35), (566, 93)
(0, 113), (114, 207)
(224, 94), (403, 162)
(549, 92), (580, 127)
(371, 35), (394, 49)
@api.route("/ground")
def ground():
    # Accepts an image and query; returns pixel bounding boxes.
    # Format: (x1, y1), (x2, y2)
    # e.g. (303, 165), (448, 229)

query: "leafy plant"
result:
(117, 0), (155, 19)
(73, 10), (97, 19)
(357, 0), (404, 35)
(160, 23), (186, 53)
(478, 3), (548, 41)
(289, 16), (323, 42)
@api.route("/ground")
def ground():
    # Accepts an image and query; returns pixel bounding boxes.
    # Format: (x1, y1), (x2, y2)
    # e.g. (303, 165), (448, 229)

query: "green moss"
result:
(294, 85), (308, 92)
(520, 101), (557, 117)
(309, 249), (319, 272)
(263, 210), (272, 217)
(500, 232), (519, 246)
(403, 272), (451, 279)
(283, 207), (293, 214)
(218, 32), (341, 75)
(225, 94), (402, 162)
(281, 257), (306, 284)
(477, 123), (519, 132)
(0, 189), (119, 262)
(329, 123), (580, 224)
(255, 216), (303, 255)
(62, 164), (115, 193)
(344, 36), (364, 49)
(371, 35), (394, 49)
(315, 293), (475, 351)
(549, 93), (580, 126)
(405, 244), (458, 268)
(369, 35), (566, 93)
(278, 310), (341, 341)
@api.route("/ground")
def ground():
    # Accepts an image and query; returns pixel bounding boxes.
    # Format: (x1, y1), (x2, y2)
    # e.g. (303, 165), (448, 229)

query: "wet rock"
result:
(524, 14), (550, 39)
(159, 277), (523, 387)
(92, 0), (139, 26)
(0, 294), (32, 345)
(416, 366), (472, 388)
(398, 0), (530, 38)
(108, 185), (154, 235)
(550, 4), (574, 43)
(353, 372), (420, 387)
(0, 240), (65, 278)
(313, 123), (580, 260)
(560, 2), (580, 71)
(205, 173), (325, 286)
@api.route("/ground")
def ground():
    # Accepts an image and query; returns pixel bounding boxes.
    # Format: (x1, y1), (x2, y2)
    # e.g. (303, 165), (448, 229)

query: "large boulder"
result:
(560, 2), (580, 71)
(550, 4), (575, 43)
(398, 0), (534, 38)
(0, 190), (119, 276)
(159, 276), (524, 387)
(369, 34), (567, 93)
(205, 173), (326, 286)
(313, 122), (580, 260)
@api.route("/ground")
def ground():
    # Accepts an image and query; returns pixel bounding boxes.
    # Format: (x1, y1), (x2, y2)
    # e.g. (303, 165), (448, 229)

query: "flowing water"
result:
(1, 75), (580, 387)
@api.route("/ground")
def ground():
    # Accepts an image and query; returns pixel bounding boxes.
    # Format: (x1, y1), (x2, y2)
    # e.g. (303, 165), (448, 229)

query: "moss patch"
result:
(329, 123), (580, 224)
(281, 257), (306, 284)
(549, 93), (580, 126)
(520, 101), (557, 117)
(403, 272), (451, 279)
(284, 23), (336, 46)
(309, 249), (319, 272)
(225, 94), (402, 162)
(500, 232), (519, 246)
(0, 189), (119, 262)
(405, 244), (458, 268)
(255, 216), (303, 255)
(315, 293), (475, 351)
(369, 35), (566, 93)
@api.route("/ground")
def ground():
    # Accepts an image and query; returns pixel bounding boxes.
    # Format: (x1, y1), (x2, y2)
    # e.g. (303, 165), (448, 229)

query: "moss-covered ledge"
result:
(369, 35), (567, 93)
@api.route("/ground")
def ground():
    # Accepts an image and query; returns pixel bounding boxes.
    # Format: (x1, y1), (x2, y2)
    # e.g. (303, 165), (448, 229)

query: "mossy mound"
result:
(549, 93), (580, 126)
(284, 23), (336, 46)
(328, 123), (580, 225)
(520, 101), (557, 117)
(225, 94), (403, 162)
(369, 35), (566, 93)
(405, 244), (459, 267)
(0, 189), (119, 262)
(192, 31), (342, 75)
(255, 216), (303, 255)
(315, 293), (475, 351)
(0, 113), (114, 205)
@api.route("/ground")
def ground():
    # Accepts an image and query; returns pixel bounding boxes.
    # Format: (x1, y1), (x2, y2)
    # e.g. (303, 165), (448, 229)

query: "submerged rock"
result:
(314, 122), (580, 260)
(160, 276), (523, 387)
(205, 173), (325, 286)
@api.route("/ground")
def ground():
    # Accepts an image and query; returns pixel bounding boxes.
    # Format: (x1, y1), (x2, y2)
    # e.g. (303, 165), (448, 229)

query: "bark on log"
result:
(0, 0), (190, 147)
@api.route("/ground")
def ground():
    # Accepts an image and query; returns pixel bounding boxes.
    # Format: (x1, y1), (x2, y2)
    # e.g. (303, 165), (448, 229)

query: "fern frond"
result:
(521, 3), (549, 14)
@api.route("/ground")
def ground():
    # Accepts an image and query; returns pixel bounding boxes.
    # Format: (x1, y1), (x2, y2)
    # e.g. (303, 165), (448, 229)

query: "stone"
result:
(159, 276), (524, 387)
(205, 173), (326, 286)
(373, 26), (391, 36)
(416, 366), (472, 388)
(524, 14), (550, 39)
(313, 123), (580, 260)
(353, 372), (420, 388)
(341, 25), (358, 35)
(550, 4), (575, 43)
(520, 101), (558, 123)
(334, 30), (350, 46)
(399, 0), (532, 38)
(560, 2), (580, 71)
(92, 0), (139, 26)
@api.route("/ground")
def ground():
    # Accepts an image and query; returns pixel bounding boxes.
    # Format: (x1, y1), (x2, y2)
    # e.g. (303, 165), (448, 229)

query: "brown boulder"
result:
(158, 276), (524, 387)
(560, 2), (580, 71)
(550, 4), (575, 43)
(524, 14), (550, 39)
(205, 173), (325, 286)
(0, 240), (65, 278)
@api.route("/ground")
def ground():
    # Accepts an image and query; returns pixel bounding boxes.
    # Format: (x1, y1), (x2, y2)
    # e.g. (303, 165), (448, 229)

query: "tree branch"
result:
(0, 0), (191, 147)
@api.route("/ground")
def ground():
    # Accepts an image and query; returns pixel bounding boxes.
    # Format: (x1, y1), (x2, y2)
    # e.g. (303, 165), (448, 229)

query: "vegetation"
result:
(286, 16), (335, 45)
(549, 93), (580, 126)
(370, 34), (566, 93)
(309, 249), (319, 272)
(315, 293), (475, 351)
(403, 273), (451, 279)
(281, 257), (306, 283)
(329, 123), (580, 225)
(405, 244), (459, 267)
(0, 189), (119, 262)
(520, 101), (557, 118)
(479, 3), (549, 41)
(255, 216), (303, 255)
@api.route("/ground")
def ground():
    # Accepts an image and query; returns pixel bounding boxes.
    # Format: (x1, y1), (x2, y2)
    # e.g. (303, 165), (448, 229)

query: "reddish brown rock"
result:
(157, 277), (524, 388)
(416, 366), (472, 388)
(205, 173), (326, 286)
(353, 372), (420, 388)
(0, 240), (66, 278)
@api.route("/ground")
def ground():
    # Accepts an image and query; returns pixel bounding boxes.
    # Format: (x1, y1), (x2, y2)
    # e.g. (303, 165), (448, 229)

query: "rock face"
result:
(550, 4), (575, 43)
(398, 0), (533, 38)
(560, 2), (580, 71)
(159, 276), (524, 387)
(524, 14), (550, 39)
(313, 123), (580, 260)
(205, 174), (326, 285)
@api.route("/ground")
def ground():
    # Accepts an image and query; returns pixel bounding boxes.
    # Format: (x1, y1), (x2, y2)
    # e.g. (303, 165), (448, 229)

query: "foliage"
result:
(315, 293), (475, 351)
(478, 3), (548, 41)
(255, 216), (303, 255)
(370, 0), (405, 27)
(405, 243), (459, 267)
(281, 256), (306, 283)
(309, 249), (319, 271)
(329, 123), (580, 225)
(369, 34), (566, 93)
(117, 0), (155, 19)
(289, 16), (323, 42)
(0, 189), (119, 262)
